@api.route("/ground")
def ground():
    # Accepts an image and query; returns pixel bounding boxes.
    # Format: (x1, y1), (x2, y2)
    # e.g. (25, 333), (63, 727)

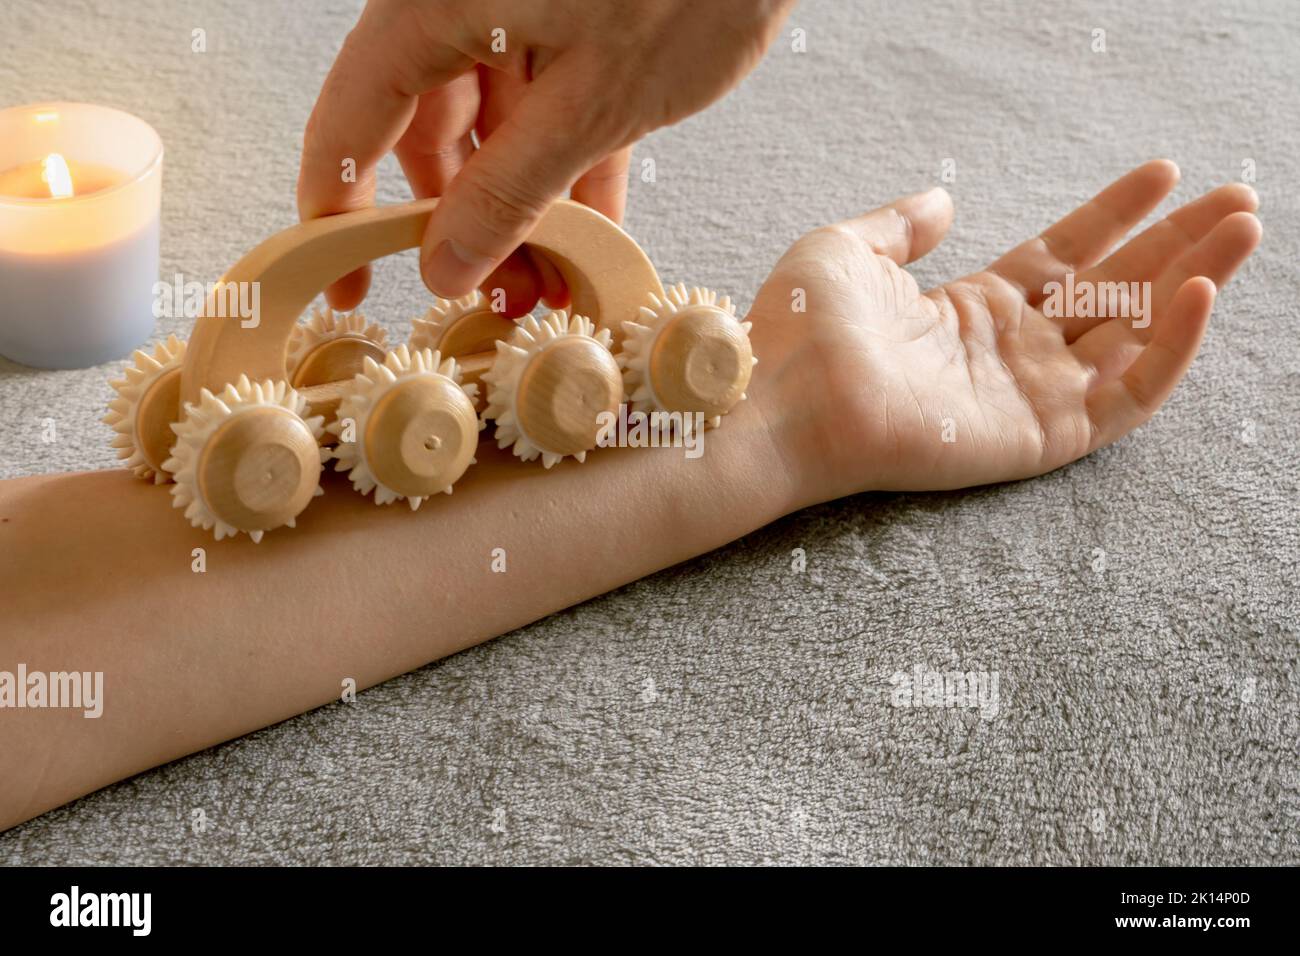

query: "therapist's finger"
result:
(394, 74), (480, 200)
(571, 146), (633, 224)
(420, 59), (617, 299)
(297, 3), (471, 308)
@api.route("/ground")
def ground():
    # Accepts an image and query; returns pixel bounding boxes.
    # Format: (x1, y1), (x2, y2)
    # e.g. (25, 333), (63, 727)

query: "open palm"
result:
(748, 161), (1262, 500)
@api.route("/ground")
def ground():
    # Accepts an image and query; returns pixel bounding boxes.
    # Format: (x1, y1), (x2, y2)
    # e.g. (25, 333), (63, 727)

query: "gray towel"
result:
(1, 0), (1296, 864)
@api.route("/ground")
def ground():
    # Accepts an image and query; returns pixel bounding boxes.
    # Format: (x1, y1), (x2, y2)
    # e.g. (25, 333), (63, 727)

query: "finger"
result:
(1078, 182), (1258, 289)
(475, 64), (525, 142)
(480, 250), (544, 319)
(571, 146), (634, 223)
(324, 259), (374, 312)
(519, 146), (632, 312)
(394, 75), (480, 199)
(473, 67), (552, 313)
(1066, 212), (1261, 344)
(836, 187), (954, 266)
(1066, 185), (1258, 340)
(988, 160), (1180, 304)
(1070, 320), (1145, 385)
(420, 62), (616, 297)
(372, 79), (477, 313)
(1148, 211), (1261, 322)
(529, 248), (571, 309)
(477, 250), (570, 317)
(477, 69), (618, 304)
(297, 5), (471, 308)
(1086, 276), (1215, 452)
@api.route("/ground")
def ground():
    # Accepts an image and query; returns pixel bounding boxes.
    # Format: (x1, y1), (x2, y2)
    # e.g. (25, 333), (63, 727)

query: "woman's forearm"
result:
(0, 393), (802, 831)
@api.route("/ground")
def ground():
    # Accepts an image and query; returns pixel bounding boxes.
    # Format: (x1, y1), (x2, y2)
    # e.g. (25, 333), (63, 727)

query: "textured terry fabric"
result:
(0, 0), (1296, 865)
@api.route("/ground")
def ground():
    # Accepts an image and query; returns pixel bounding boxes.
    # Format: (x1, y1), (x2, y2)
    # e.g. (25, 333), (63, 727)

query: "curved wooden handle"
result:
(181, 199), (664, 405)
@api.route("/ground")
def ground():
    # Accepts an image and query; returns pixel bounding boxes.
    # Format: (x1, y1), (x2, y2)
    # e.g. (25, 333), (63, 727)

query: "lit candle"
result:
(0, 102), (162, 368)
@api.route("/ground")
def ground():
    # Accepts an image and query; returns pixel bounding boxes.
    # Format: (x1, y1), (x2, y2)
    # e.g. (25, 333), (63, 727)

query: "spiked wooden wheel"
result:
(107, 199), (756, 540)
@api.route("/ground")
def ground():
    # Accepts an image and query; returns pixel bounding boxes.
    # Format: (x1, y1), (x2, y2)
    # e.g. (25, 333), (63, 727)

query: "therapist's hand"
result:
(297, 0), (795, 316)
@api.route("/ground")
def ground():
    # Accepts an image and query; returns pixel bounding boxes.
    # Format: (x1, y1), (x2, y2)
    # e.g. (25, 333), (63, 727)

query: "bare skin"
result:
(0, 163), (1261, 831)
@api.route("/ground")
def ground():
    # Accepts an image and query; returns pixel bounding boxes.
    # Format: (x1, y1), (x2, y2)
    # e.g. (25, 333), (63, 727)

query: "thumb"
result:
(835, 188), (955, 266)
(420, 70), (612, 298)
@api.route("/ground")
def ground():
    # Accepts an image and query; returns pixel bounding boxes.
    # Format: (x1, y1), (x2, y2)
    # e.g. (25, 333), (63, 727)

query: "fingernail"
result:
(423, 239), (496, 297)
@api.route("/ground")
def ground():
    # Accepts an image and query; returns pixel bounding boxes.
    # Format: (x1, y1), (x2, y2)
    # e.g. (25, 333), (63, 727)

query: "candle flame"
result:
(42, 153), (74, 199)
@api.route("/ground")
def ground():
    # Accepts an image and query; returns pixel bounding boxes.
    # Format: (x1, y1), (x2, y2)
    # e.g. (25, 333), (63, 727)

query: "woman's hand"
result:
(747, 161), (1262, 504)
(298, 0), (794, 316)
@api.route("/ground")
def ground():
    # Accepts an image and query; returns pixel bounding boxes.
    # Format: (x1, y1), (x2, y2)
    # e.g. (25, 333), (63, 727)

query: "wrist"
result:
(742, 319), (864, 513)
(736, 357), (827, 519)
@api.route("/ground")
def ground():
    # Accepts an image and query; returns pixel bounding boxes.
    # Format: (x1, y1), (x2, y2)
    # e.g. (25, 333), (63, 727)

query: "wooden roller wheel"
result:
(133, 367), (183, 476)
(432, 309), (518, 357)
(648, 306), (754, 418)
(290, 335), (387, 389)
(197, 407), (322, 533)
(363, 375), (479, 499)
(516, 338), (624, 458)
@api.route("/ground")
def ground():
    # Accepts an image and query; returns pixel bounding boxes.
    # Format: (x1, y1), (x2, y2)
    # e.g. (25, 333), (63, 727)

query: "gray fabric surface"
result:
(1, 0), (1296, 865)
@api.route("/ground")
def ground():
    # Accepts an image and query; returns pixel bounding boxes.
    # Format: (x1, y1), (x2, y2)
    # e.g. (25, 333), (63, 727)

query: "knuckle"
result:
(888, 207), (915, 252)
(463, 169), (549, 240)
(580, 162), (629, 191)
(813, 223), (857, 246)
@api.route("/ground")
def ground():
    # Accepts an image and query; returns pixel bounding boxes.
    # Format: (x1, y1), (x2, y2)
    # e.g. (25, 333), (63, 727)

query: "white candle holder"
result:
(0, 102), (162, 369)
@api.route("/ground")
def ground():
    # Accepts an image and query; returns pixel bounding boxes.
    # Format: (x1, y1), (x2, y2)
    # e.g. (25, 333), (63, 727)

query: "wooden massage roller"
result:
(104, 199), (756, 541)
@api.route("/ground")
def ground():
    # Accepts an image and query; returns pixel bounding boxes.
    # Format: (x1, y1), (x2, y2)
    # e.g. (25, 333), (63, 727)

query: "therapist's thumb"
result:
(420, 77), (612, 298)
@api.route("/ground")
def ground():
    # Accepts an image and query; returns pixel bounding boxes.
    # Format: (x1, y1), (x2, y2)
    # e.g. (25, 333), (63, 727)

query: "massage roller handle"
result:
(180, 199), (665, 406)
